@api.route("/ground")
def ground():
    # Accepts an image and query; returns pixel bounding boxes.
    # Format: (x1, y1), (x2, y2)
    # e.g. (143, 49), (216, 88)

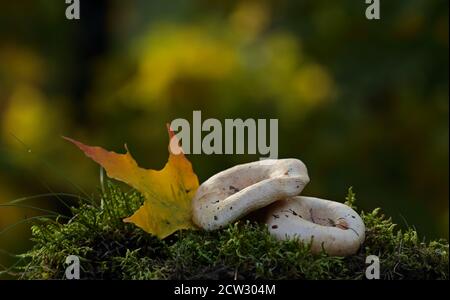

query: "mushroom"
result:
(192, 159), (310, 230)
(264, 196), (365, 256)
(192, 159), (366, 256)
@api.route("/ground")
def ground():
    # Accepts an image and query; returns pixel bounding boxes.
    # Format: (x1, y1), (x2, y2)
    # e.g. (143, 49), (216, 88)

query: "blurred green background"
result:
(0, 0), (448, 272)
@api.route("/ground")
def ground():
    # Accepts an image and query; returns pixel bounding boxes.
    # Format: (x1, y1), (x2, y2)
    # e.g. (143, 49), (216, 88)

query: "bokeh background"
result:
(0, 0), (448, 273)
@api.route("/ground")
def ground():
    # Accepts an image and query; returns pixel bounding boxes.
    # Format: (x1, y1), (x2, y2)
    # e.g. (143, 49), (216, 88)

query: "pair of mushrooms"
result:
(192, 159), (365, 256)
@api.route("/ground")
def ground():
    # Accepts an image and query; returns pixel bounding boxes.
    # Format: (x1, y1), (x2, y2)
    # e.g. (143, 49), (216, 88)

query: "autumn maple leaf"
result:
(63, 126), (199, 239)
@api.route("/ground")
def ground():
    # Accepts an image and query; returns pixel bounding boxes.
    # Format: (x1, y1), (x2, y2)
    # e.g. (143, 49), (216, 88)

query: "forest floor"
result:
(6, 182), (448, 280)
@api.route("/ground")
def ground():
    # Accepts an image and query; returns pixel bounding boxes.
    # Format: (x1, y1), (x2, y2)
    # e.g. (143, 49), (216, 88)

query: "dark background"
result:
(0, 0), (448, 271)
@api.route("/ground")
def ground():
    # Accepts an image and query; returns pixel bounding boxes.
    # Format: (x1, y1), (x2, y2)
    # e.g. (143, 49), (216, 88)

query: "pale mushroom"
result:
(264, 196), (365, 256)
(192, 159), (366, 256)
(192, 159), (310, 230)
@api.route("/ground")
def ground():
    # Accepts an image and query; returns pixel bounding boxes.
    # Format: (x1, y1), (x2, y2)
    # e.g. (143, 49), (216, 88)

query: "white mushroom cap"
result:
(192, 159), (310, 230)
(264, 196), (365, 256)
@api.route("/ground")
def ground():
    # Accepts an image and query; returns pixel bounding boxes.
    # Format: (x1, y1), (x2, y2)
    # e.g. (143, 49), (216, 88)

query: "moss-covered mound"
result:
(10, 182), (449, 280)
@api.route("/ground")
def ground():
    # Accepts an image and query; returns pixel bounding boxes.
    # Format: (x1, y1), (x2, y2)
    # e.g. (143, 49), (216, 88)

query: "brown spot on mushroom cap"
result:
(229, 185), (240, 193)
(335, 219), (349, 230)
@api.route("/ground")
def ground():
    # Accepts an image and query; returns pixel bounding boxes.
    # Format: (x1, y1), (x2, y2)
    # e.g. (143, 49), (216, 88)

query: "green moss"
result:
(8, 183), (449, 280)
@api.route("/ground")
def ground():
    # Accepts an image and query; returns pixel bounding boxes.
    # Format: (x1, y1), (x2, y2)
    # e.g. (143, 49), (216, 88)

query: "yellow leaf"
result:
(63, 126), (199, 239)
